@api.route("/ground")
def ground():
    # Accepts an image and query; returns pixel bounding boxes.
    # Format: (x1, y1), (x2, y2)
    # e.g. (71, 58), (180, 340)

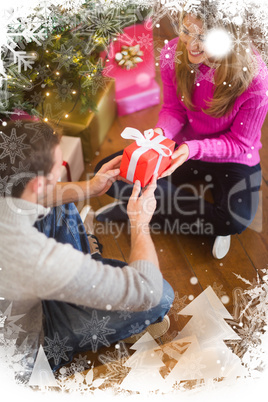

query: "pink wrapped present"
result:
(59, 136), (84, 182)
(11, 109), (39, 121)
(116, 78), (160, 116)
(103, 19), (156, 93)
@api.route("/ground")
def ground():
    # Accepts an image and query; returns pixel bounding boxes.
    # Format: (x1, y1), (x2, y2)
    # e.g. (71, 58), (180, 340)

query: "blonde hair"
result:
(176, 3), (257, 117)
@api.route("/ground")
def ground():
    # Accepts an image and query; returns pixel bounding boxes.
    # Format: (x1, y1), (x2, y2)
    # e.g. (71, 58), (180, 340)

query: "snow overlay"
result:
(0, 0), (268, 400)
(1, 276), (268, 398)
(0, 0), (267, 88)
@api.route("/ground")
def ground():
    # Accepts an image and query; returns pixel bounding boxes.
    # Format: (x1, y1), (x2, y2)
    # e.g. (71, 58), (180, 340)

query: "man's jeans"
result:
(34, 203), (174, 371)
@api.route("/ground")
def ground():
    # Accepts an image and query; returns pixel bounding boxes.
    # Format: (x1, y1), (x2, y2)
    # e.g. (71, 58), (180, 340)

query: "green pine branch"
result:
(1, 1), (151, 121)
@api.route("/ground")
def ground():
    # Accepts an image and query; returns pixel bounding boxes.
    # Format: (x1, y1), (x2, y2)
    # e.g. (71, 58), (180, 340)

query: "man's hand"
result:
(89, 155), (122, 197)
(127, 175), (157, 232)
(128, 175), (159, 268)
(159, 143), (189, 179)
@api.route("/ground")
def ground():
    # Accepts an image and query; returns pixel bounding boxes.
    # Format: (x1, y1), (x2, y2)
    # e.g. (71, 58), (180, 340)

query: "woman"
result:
(95, 2), (268, 259)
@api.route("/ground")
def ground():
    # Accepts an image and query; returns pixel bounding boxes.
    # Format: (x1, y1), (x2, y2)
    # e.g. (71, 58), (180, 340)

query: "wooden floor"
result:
(76, 18), (268, 374)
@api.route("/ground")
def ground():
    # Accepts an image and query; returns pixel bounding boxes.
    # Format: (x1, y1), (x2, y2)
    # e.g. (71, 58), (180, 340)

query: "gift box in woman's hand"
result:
(119, 127), (175, 187)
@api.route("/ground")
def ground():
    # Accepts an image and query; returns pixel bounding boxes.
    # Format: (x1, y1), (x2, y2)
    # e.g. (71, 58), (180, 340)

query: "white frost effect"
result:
(156, 42), (183, 69)
(54, 79), (74, 102)
(74, 309), (116, 352)
(79, 60), (113, 95)
(55, 362), (105, 393)
(204, 28), (233, 58)
(43, 332), (73, 366)
(137, 33), (153, 49)
(120, 332), (169, 393)
(0, 0), (268, 399)
(1, 0), (267, 77)
(0, 304), (35, 386)
(0, 127), (31, 164)
(0, 280), (268, 398)
(97, 341), (131, 387)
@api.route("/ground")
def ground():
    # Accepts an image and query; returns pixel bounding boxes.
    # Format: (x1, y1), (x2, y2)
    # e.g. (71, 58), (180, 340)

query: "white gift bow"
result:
(121, 127), (172, 183)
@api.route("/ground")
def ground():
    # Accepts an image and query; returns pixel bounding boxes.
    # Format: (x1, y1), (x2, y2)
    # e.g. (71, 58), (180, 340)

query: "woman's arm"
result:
(160, 84), (268, 178)
(155, 40), (188, 141)
(184, 91), (268, 161)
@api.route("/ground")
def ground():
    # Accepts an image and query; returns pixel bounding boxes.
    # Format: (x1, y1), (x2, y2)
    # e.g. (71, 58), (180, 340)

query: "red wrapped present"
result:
(119, 127), (175, 187)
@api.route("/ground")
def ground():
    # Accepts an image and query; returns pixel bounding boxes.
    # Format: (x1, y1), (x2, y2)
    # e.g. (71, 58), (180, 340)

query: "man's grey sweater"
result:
(0, 197), (163, 378)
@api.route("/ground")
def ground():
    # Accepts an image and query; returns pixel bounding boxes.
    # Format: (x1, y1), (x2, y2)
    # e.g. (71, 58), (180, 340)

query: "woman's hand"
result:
(159, 143), (189, 178)
(89, 155), (122, 197)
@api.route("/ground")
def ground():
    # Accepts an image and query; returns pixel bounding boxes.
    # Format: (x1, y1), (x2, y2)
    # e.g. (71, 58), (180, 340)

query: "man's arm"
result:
(40, 155), (122, 207)
(52, 174), (160, 269)
(36, 175), (162, 310)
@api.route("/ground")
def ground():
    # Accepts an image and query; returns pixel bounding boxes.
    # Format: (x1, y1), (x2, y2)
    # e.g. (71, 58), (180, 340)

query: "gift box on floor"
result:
(59, 79), (116, 161)
(11, 109), (38, 121)
(116, 79), (160, 116)
(102, 19), (160, 115)
(37, 79), (116, 162)
(59, 136), (84, 182)
(120, 127), (175, 187)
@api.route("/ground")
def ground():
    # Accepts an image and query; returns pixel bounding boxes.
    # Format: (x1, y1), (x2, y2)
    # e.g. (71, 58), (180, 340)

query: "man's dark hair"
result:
(0, 120), (61, 198)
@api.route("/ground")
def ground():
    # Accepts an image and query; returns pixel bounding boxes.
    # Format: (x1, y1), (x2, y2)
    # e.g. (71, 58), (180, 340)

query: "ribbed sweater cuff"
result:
(129, 260), (162, 278)
(129, 260), (163, 305)
(155, 123), (174, 141)
(156, 115), (184, 141)
(184, 140), (200, 160)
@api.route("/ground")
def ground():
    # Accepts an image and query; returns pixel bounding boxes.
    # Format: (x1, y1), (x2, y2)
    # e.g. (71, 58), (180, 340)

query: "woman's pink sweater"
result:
(156, 38), (268, 166)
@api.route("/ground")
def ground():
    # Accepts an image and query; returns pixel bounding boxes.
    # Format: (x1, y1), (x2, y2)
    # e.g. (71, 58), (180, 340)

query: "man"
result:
(0, 120), (174, 380)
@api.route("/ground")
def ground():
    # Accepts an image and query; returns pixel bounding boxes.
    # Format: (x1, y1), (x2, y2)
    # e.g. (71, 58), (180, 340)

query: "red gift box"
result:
(120, 127), (175, 187)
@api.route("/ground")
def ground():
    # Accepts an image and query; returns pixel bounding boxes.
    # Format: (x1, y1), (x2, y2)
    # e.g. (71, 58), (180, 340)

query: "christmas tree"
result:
(28, 345), (58, 389)
(120, 332), (168, 393)
(175, 286), (241, 347)
(167, 286), (246, 384)
(0, 1), (150, 121)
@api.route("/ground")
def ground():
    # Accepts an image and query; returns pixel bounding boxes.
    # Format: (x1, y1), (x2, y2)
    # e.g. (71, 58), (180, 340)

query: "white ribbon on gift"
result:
(121, 127), (172, 183)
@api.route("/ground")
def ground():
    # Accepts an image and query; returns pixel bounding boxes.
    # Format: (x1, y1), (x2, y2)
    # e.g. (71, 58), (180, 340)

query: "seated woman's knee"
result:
(226, 215), (250, 234)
